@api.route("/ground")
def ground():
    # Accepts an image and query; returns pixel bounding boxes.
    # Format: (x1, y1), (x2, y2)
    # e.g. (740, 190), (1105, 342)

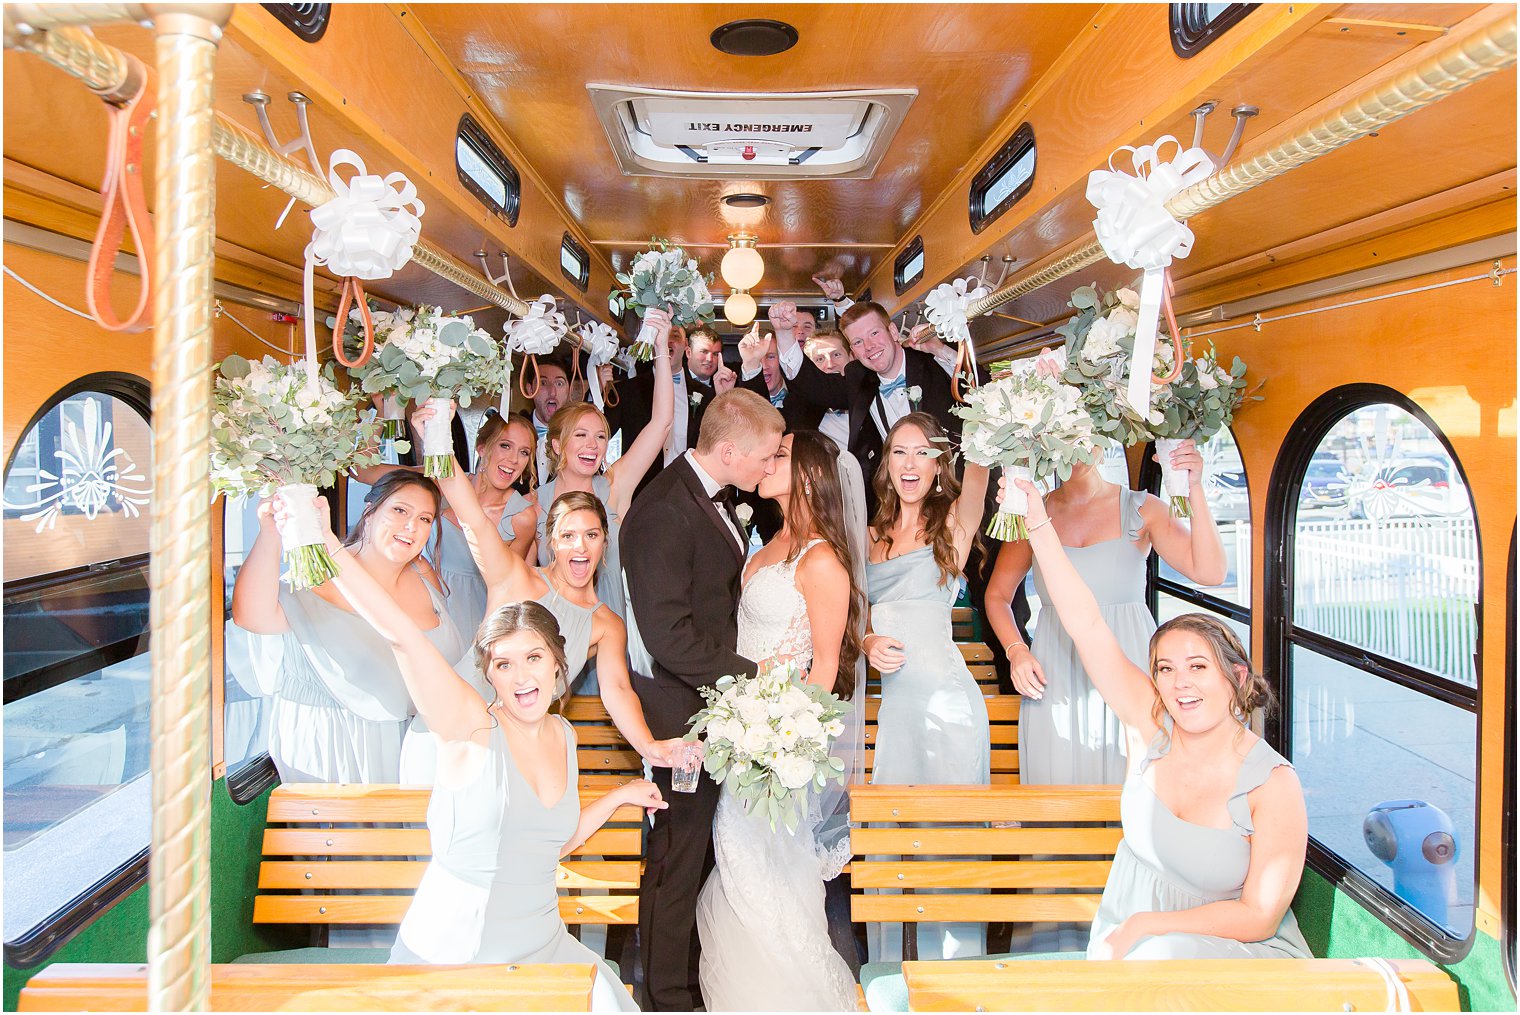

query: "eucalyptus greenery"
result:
(613, 238), (716, 359)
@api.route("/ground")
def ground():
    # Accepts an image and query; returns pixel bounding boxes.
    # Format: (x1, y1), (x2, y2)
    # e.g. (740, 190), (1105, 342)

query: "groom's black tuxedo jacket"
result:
(784, 346), (964, 493)
(620, 455), (759, 741)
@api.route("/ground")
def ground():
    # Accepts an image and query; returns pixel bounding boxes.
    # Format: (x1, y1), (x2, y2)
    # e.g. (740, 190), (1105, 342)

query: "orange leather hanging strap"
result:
(603, 370), (621, 409)
(331, 276), (375, 368)
(86, 55), (155, 334)
(519, 354), (543, 399)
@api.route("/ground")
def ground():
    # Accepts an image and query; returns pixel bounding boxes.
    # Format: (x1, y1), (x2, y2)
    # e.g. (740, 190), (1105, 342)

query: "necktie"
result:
(711, 485), (735, 507)
(878, 374), (908, 398)
(533, 419), (549, 440)
(769, 388), (787, 408)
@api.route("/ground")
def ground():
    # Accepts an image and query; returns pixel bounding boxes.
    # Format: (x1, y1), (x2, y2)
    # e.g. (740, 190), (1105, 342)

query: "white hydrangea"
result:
(773, 753), (816, 790)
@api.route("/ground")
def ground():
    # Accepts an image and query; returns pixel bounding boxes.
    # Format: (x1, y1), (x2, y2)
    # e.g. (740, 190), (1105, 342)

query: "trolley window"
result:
(1270, 388), (1479, 960)
(894, 236), (925, 296)
(561, 232), (590, 291)
(456, 114), (521, 226)
(1170, 3), (1258, 58)
(969, 122), (1036, 234)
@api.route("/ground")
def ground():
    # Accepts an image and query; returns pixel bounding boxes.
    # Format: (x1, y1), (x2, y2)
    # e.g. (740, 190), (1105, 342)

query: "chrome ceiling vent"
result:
(587, 84), (916, 180)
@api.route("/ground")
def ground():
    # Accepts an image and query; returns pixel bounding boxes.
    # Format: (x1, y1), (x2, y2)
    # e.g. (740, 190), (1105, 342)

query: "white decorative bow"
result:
(302, 150), (424, 390)
(1086, 135), (1214, 415)
(579, 321), (621, 410)
(504, 295), (568, 356)
(924, 276), (989, 346)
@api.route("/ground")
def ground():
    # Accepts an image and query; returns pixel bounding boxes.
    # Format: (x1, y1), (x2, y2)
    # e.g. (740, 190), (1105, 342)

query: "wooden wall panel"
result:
(1204, 256), (1516, 932)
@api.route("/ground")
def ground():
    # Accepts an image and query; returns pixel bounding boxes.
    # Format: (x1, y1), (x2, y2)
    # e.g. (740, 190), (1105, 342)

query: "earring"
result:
(935, 476), (942, 492)
(804, 479), (812, 496)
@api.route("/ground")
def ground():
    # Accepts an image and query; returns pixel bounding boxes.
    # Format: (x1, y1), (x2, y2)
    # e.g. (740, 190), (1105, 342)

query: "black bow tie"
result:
(711, 485), (736, 507)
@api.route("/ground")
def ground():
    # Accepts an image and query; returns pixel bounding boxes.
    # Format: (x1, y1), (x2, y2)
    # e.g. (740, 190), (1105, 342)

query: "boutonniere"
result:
(690, 390), (704, 407)
(734, 502), (753, 536)
(907, 385), (923, 410)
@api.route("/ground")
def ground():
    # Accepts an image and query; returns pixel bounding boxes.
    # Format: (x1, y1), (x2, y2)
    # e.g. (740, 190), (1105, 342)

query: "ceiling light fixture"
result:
(710, 19), (799, 57)
(720, 232), (764, 291)
(723, 291), (758, 328)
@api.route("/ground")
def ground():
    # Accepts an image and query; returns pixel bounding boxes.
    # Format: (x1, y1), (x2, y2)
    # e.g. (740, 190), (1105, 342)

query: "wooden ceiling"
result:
(408, 3), (1102, 295)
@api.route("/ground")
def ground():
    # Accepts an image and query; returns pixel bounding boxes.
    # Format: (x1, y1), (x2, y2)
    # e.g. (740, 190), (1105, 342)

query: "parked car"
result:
(1300, 453), (1351, 510)
(1350, 458), (1471, 519)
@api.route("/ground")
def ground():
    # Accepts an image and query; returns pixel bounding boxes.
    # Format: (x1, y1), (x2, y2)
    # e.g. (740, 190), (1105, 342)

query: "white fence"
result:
(1294, 517), (1479, 686)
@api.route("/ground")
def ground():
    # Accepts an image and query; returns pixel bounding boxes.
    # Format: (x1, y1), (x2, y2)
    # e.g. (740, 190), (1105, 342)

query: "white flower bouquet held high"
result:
(1058, 283), (1257, 516)
(687, 659), (851, 834)
(613, 239), (715, 361)
(346, 305), (505, 478)
(211, 354), (389, 589)
(954, 348), (1110, 541)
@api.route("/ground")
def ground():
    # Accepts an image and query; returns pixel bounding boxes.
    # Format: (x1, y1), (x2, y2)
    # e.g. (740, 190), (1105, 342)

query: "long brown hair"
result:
(476, 409), (537, 491)
(474, 600), (569, 702)
(870, 413), (963, 587)
(1147, 613), (1275, 734)
(782, 430), (865, 698)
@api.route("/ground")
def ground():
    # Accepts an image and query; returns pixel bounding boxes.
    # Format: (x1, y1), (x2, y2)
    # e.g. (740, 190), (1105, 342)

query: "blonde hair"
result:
(694, 388), (783, 454)
(545, 402), (608, 478)
(805, 332), (850, 359)
(474, 601), (569, 701)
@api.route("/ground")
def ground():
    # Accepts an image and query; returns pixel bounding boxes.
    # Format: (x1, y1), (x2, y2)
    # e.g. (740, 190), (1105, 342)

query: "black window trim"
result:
(259, 3), (332, 43)
(560, 232), (591, 291)
(894, 235), (925, 296)
(1266, 383), (1483, 962)
(227, 754), (280, 805)
(1170, 3), (1259, 58)
(969, 121), (1037, 235)
(1138, 432), (1253, 626)
(455, 113), (521, 227)
(3, 847), (149, 968)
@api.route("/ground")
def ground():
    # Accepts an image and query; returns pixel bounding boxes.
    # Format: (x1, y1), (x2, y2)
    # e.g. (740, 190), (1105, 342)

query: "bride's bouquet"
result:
(954, 348), (1109, 541)
(346, 305), (505, 478)
(211, 354), (390, 589)
(688, 659), (851, 833)
(1058, 283), (1254, 515)
(612, 238), (715, 361)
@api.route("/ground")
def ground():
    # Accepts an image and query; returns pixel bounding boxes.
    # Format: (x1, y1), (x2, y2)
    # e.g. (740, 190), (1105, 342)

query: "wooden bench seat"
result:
(252, 779), (643, 933)
(17, 962), (599, 1011)
(901, 956), (1460, 1011)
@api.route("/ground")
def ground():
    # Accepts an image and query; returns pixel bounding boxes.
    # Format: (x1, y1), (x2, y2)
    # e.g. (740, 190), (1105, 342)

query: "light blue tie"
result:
(769, 388), (787, 408)
(878, 375), (908, 398)
(534, 420), (549, 440)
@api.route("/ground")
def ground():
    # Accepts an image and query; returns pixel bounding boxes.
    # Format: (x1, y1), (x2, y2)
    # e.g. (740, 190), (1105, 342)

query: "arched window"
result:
(1141, 426), (1251, 648)
(1269, 387), (1479, 958)
(2, 376), (153, 961)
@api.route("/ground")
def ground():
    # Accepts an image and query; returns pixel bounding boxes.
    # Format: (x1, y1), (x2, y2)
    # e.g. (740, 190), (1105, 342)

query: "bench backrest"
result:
(862, 695), (1020, 783)
(17, 962), (598, 1011)
(849, 784), (1122, 946)
(900, 957), (1461, 1012)
(254, 778), (642, 928)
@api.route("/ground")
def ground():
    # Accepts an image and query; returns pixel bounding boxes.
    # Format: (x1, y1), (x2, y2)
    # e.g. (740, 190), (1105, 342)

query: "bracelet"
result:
(1028, 516), (1053, 534)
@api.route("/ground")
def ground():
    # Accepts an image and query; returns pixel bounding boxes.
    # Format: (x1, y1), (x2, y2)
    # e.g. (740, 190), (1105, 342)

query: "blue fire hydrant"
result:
(1362, 800), (1457, 926)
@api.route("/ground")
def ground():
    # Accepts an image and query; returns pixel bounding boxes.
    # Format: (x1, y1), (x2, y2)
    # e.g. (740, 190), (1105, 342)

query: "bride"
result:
(695, 429), (868, 1012)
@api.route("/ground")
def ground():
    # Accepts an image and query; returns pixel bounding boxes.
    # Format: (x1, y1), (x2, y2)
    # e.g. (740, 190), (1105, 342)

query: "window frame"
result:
(455, 114), (521, 227)
(894, 235), (925, 296)
(560, 232), (590, 291)
(1266, 383), (1482, 962)
(2, 373), (155, 965)
(259, 4), (332, 43)
(1169, 3), (1258, 58)
(1502, 527), (1516, 992)
(969, 121), (1037, 235)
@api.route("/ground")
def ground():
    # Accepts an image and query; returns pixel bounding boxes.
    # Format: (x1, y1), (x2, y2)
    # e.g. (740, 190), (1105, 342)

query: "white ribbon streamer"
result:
(504, 295), (569, 356)
(421, 397), (454, 458)
(579, 321), (620, 410)
(302, 150), (425, 390)
(1086, 136), (1214, 415)
(924, 276), (989, 346)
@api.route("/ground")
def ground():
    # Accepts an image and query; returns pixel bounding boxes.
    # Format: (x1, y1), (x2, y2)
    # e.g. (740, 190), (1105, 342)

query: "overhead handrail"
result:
(967, 13), (1518, 320)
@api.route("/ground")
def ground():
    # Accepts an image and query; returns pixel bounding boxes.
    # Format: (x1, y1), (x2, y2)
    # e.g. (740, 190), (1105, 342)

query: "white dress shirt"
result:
(532, 413), (552, 481)
(684, 450), (743, 551)
(664, 368), (689, 466)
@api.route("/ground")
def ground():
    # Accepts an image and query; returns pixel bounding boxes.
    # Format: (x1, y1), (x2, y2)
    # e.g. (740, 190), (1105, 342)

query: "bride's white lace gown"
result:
(695, 540), (858, 1012)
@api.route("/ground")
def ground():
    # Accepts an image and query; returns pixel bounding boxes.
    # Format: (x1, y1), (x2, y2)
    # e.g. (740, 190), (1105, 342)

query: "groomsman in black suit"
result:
(620, 389), (785, 1011)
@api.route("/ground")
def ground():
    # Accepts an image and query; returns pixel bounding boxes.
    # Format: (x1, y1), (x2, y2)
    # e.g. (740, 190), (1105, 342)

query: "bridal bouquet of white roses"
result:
(688, 659), (851, 834)
(954, 349), (1109, 540)
(347, 305), (505, 478)
(211, 354), (390, 589)
(613, 239), (715, 360)
(1058, 283), (1254, 515)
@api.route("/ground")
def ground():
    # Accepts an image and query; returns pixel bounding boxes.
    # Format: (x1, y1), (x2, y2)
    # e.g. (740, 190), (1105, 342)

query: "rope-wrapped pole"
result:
(145, 5), (231, 1010)
(6, 25), (529, 317)
(969, 12), (1518, 319)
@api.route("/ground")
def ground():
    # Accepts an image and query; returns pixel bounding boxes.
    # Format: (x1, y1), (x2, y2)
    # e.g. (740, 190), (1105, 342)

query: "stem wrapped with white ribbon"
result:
(988, 464), (1034, 541)
(1086, 136), (1213, 418)
(420, 397), (455, 479)
(274, 483), (338, 589)
(579, 321), (621, 411)
(1155, 436), (1192, 517)
(302, 150), (424, 391)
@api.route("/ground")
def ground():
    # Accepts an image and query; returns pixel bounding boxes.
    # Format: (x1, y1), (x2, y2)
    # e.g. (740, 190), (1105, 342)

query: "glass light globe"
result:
(724, 291), (757, 327)
(720, 245), (765, 290)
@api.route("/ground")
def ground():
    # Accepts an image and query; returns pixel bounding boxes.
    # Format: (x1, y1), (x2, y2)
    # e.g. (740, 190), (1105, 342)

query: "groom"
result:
(620, 388), (785, 1011)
